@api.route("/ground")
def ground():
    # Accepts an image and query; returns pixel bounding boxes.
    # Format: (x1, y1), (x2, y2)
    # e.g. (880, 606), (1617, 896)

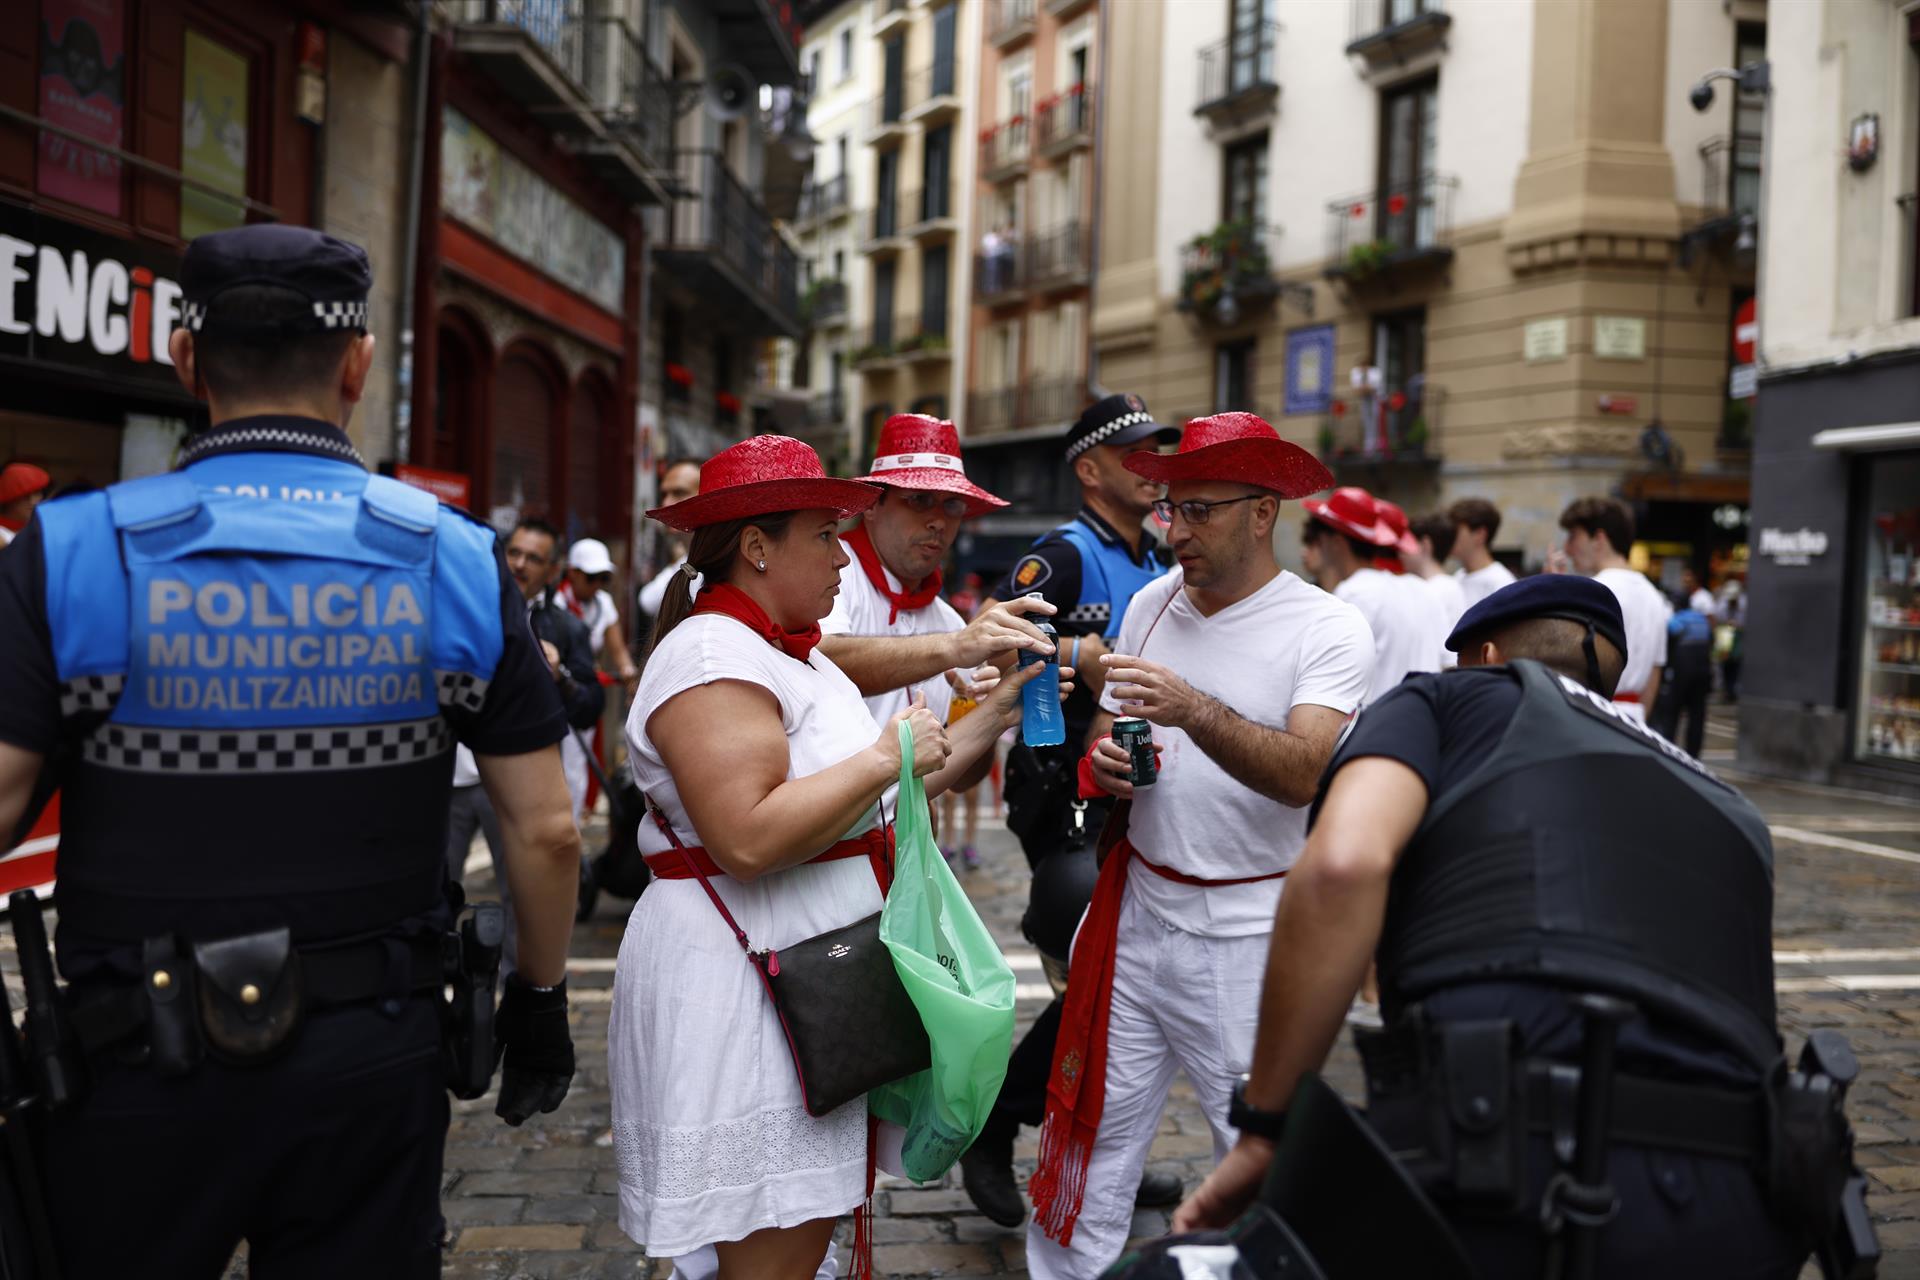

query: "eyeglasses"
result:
(900, 491), (969, 519)
(1153, 496), (1259, 525)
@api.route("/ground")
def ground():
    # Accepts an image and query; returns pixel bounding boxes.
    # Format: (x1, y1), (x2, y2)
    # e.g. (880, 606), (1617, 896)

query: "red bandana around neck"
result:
(693, 582), (822, 662)
(844, 521), (941, 624)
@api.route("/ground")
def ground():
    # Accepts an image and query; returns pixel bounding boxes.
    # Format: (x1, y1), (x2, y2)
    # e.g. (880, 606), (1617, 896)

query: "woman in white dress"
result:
(611, 436), (1054, 1279)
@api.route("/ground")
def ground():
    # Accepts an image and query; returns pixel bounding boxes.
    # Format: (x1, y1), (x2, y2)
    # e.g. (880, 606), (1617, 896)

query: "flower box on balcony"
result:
(1178, 218), (1277, 321)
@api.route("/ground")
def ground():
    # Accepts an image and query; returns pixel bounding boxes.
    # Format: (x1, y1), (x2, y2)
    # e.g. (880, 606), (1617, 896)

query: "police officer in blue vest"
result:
(1152, 575), (1874, 1280)
(0, 225), (583, 1277)
(960, 394), (1182, 1226)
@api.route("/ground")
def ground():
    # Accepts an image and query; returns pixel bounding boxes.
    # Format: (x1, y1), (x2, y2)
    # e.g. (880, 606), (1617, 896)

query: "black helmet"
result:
(1023, 844), (1098, 965)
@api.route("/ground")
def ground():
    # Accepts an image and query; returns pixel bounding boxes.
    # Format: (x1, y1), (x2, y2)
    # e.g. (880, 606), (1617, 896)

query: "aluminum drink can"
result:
(1113, 716), (1157, 786)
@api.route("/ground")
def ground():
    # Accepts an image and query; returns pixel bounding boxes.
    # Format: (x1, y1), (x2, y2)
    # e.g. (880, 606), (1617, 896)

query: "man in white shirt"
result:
(817, 413), (1058, 729)
(1025, 412), (1373, 1280)
(1408, 511), (1468, 665)
(1683, 565), (1715, 616)
(1449, 496), (1516, 606)
(1557, 495), (1670, 722)
(635, 458), (701, 627)
(1300, 487), (1446, 705)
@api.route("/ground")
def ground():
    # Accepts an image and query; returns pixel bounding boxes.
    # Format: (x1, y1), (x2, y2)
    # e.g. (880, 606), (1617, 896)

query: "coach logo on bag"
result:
(828, 943), (851, 959)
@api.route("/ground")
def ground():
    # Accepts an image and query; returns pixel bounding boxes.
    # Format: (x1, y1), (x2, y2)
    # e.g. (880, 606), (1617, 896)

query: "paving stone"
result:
(443, 1195), (526, 1226)
(888, 1188), (984, 1216)
(870, 1241), (1002, 1275)
(522, 1194), (615, 1224)
(459, 1170), (596, 1197)
(451, 1224), (587, 1252)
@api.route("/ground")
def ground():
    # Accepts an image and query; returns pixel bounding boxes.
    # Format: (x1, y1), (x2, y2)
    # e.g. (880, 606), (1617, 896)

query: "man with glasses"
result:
(1026, 412), (1373, 1280)
(817, 413), (1057, 730)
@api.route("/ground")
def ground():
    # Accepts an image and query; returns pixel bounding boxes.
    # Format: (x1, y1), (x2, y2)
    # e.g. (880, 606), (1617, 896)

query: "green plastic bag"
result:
(869, 720), (1018, 1182)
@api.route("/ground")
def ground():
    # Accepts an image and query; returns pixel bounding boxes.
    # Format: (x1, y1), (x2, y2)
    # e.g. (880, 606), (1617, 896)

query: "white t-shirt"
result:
(1457, 560), (1517, 607)
(820, 540), (964, 727)
(627, 614), (893, 854)
(561, 584), (620, 654)
(1334, 568), (1448, 705)
(1098, 568), (1373, 937)
(1595, 566), (1672, 710)
(1421, 571), (1468, 667)
(0, 526), (13, 549)
(637, 558), (690, 619)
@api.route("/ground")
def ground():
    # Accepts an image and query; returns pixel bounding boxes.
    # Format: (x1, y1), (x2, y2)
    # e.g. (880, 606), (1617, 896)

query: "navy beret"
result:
(180, 225), (371, 336)
(1445, 573), (1629, 660)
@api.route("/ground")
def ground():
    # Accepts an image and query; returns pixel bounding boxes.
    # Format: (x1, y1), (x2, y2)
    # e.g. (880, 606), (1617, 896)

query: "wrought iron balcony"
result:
(801, 278), (848, 329)
(988, 0), (1037, 48)
(574, 19), (675, 205)
(656, 150), (801, 337)
(1323, 174), (1457, 285)
(861, 197), (908, 255)
(974, 237), (1029, 303)
(850, 322), (902, 369)
(1345, 0), (1450, 68)
(868, 83), (910, 146)
(1195, 22), (1280, 124)
(807, 389), (847, 427)
(1035, 86), (1093, 158)
(979, 119), (1030, 184)
(902, 60), (962, 124)
(1178, 221), (1283, 325)
(1321, 384), (1444, 467)
(895, 323), (953, 365)
(904, 185), (958, 240)
(449, 0), (590, 116)
(967, 377), (1082, 435)
(798, 172), (850, 224)
(1030, 222), (1089, 289)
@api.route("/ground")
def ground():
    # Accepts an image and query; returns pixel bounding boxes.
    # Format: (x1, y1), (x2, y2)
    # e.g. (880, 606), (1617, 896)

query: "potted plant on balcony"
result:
(716, 391), (743, 419)
(1178, 217), (1272, 318)
(1342, 238), (1395, 282)
(851, 337), (893, 365)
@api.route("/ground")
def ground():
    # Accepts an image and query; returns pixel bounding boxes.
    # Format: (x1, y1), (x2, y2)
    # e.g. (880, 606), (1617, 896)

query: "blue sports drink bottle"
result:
(1019, 613), (1064, 747)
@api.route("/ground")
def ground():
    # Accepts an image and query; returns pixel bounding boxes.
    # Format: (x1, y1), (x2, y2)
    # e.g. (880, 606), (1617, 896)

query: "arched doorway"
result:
(567, 369), (616, 544)
(494, 343), (562, 527)
(433, 309), (490, 505)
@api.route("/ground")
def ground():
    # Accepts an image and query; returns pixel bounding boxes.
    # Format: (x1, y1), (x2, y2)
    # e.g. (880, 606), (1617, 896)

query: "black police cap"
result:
(180, 225), (371, 336)
(1065, 393), (1179, 462)
(1445, 573), (1630, 660)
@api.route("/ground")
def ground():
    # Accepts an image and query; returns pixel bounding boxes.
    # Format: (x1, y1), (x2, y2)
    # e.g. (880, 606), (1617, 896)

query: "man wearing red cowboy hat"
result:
(0, 462), (52, 550)
(1300, 486), (1448, 706)
(1024, 412), (1374, 1280)
(817, 413), (1058, 732)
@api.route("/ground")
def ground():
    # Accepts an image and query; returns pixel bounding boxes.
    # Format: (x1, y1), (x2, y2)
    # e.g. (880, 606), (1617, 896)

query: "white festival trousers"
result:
(1026, 883), (1270, 1280)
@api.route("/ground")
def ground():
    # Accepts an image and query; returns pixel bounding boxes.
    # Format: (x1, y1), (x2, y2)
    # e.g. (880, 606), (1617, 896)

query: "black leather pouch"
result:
(192, 927), (305, 1064)
(756, 911), (931, 1117)
(1437, 1019), (1526, 1211)
(142, 934), (204, 1077)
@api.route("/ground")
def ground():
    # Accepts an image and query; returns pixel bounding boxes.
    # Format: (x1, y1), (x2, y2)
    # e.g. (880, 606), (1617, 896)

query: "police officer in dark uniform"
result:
(0, 226), (583, 1277)
(1161, 575), (1873, 1279)
(960, 394), (1181, 1226)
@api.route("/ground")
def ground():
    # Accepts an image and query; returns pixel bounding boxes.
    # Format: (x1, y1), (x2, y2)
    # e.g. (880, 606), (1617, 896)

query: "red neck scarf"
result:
(844, 522), (941, 625)
(693, 582), (821, 662)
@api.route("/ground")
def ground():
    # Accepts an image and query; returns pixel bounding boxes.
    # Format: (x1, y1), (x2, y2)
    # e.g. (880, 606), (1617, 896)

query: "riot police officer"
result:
(961, 394), (1181, 1226)
(1163, 575), (1872, 1279)
(0, 225), (582, 1277)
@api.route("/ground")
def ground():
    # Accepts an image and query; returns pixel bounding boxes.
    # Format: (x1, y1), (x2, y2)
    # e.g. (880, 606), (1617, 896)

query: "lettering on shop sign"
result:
(1758, 527), (1829, 567)
(0, 198), (188, 392)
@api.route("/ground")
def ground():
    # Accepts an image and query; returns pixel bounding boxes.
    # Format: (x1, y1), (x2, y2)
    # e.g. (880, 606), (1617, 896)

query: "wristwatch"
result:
(1228, 1075), (1287, 1141)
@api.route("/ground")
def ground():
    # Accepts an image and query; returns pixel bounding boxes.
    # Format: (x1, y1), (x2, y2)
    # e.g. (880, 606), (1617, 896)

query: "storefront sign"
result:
(38, 0), (126, 217)
(1594, 315), (1645, 360)
(0, 200), (187, 391)
(1524, 317), (1567, 362)
(1758, 526), (1829, 566)
(1283, 325), (1335, 416)
(394, 463), (472, 509)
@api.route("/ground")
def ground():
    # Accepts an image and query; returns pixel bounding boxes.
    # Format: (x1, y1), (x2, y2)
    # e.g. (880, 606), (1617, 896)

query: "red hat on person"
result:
(646, 435), (882, 532)
(862, 414), (1006, 517)
(1121, 411), (1333, 499)
(1374, 498), (1421, 557)
(0, 462), (51, 505)
(1302, 486), (1399, 547)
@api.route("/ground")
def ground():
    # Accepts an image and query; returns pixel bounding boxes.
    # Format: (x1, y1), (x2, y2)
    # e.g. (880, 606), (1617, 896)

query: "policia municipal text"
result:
(0, 226), (582, 1278)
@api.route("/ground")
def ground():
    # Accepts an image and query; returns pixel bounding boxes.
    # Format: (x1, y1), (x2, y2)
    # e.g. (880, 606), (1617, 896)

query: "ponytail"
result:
(646, 511), (801, 659)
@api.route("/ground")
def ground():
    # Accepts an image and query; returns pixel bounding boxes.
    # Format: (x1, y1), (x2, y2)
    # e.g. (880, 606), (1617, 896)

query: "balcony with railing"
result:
(574, 19), (675, 204)
(1030, 222), (1089, 289)
(851, 321), (901, 370)
(904, 185), (958, 241)
(968, 377), (1082, 434)
(974, 236), (1029, 304)
(656, 150), (801, 337)
(1046, 0), (1094, 17)
(798, 172), (850, 225)
(1321, 384), (1444, 467)
(1323, 174), (1457, 286)
(988, 0), (1037, 48)
(1195, 22), (1281, 127)
(902, 60), (962, 124)
(1345, 0), (1450, 70)
(861, 196), (908, 256)
(807, 388), (847, 428)
(896, 321), (952, 366)
(868, 81), (910, 146)
(980, 119), (1031, 184)
(1035, 86), (1094, 158)
(801, 278), (848, 329)
(873, 0), (912, 40)
(1178, 221), (1282, 325)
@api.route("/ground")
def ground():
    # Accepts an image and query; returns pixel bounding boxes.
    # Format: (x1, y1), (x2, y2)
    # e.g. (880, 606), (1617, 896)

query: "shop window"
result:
(180, 28), (254, 238)
(1215, 339), (1253, 412)
(38, 0), (128, 217)
(1859, 453), (1920, 767)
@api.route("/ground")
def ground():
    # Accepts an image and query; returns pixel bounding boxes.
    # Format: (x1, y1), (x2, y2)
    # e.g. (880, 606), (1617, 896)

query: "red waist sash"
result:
(644, 824), (897, 892)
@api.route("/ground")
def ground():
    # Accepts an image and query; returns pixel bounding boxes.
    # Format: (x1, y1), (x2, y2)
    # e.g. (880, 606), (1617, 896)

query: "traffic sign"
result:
(1734, 297), (1757, 365)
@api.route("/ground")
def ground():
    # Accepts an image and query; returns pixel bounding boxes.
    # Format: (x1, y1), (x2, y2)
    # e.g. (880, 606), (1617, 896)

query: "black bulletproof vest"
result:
(1377, 660), (1781, 1073)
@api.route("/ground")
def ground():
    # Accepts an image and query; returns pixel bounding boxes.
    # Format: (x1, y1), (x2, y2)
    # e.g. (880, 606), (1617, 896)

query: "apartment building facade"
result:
(1094, 0), (1762, 569)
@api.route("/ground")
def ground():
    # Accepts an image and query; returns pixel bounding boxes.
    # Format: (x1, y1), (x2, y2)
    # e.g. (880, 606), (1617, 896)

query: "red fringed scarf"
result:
(844, 522), (941, 624)
(693, 582), (822, 661)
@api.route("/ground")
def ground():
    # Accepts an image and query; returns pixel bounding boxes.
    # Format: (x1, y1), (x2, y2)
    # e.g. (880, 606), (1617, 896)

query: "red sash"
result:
(643, 825), (897, 894)
(1029, 837), (1286, 1244)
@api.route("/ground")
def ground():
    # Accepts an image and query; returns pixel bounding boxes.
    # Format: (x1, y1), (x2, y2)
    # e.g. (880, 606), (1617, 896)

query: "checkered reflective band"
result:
(1066, 408), (1155, 460)
(59, 674), (126, 718)
(314, 300), (369, 330)
(871, 451), (964, 474)
(1064, 601), (1112, 628)
(181, 301), (208, 332)
(435, 669), (490, 712)
(84, 716), (451, 775)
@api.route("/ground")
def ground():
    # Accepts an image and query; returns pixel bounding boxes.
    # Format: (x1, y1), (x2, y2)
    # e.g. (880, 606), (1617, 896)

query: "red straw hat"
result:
(0, 462), (51, 505)
(1302, 486), (1399, 548)
(647, 435), (882, 532)
(863, 414), (1006, 517)
(1122, 411), (1332, 499)
(1373, 497), (1421, 557)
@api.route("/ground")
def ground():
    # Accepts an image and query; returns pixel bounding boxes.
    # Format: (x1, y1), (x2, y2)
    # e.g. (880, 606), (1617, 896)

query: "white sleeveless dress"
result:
(610, 613), (896, 1258)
